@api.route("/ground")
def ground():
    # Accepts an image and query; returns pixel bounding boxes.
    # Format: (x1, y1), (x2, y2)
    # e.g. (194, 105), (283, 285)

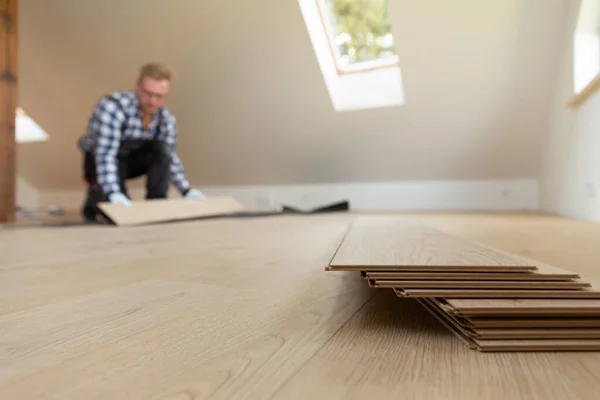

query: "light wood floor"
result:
(2, 211), (600, 399)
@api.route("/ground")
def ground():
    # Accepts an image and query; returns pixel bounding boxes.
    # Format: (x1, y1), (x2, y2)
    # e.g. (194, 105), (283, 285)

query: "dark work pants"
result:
(82, 140), (171, 219)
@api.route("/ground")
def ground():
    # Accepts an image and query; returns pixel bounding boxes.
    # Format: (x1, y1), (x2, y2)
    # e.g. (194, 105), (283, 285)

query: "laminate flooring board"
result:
(417, 297), (600, 352)
(426, 303), (600, 329)
(0, 215), (374, 399)
(272, 290), (600, 399)
(0, 279), (239, 384)
(467, 318), (600, 329)
(327, 216), (538, 272)
(420, 298), (600, 340)
(471, 328), (600, 340)
(97, 195), (247, 226)
(440, 298), (600, 317)
(475, 339), (600, 352)
(6, 212), (600, 399)
(364, 268), (580, 281)
(395, 288), (600, 299)
(370, 279), (590, 290)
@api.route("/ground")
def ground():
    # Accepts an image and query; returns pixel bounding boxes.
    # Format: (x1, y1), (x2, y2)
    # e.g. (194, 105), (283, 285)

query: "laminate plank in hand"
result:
(98, 196), (246, 226)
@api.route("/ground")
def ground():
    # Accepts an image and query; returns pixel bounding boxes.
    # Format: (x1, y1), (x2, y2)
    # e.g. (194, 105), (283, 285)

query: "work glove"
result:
(184, 188), (206, 200)
(108, 192), (132, 207)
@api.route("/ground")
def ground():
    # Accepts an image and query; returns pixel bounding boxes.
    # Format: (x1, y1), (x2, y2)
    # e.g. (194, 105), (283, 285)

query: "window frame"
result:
(568, 0), (600, 108)
(314, 0), (399, 76)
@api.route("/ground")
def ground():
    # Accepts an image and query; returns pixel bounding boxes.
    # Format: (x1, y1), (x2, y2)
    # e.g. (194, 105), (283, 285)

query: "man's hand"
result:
(184, 188), (206, 200)
(108, 192), (132, 207)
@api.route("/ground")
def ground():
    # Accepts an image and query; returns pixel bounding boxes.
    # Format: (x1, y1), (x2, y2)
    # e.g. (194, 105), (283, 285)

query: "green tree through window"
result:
(320, 0), (397, 66)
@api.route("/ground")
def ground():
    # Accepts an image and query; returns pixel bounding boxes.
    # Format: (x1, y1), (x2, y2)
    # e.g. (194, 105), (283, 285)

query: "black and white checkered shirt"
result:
(78, 91), (191, 195)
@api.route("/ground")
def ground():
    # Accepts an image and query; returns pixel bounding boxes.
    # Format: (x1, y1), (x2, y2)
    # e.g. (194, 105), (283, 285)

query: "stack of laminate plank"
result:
(326, 216), (600, 352)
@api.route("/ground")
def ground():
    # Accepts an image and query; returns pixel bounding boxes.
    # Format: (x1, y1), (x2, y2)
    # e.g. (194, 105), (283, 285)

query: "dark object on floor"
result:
(281, 200), (350, 214)
(4, 220), (109, 230)
(81, 184), (112, 223)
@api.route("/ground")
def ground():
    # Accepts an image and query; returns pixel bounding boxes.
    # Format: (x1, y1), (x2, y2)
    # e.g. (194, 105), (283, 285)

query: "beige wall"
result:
(18, 0), (568, 193)
(541, 0), (600, 221)
(16, 175), (39, 210)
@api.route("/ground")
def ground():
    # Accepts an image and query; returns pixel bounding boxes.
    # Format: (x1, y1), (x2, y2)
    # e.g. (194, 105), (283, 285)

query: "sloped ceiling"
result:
(18, 0), (568, 190)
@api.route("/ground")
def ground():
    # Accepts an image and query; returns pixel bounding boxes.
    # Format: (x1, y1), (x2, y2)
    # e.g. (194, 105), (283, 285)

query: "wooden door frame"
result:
(0, 0), (17, 224)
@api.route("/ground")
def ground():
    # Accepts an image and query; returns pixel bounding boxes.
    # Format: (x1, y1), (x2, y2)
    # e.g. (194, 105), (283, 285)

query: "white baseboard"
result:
(39, 179), (539, 212)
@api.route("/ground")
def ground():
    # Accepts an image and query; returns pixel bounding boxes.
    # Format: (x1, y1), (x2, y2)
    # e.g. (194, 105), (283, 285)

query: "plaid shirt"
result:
(78, 91), (191, 195)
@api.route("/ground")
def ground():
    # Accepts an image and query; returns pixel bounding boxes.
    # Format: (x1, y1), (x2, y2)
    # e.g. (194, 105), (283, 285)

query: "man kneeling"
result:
(76, 62), (205, 221)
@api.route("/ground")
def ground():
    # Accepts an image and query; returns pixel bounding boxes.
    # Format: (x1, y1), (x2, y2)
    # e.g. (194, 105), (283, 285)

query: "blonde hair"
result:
(137, 62), (172, 85)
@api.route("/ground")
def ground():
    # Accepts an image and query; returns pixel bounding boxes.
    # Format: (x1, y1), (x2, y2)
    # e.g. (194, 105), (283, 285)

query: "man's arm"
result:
(91, 97), (126, 195)
(162, 114), (192, 195)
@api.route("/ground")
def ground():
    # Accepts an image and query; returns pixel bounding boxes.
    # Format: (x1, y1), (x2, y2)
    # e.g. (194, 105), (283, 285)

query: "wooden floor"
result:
(2, 211), (600, 399)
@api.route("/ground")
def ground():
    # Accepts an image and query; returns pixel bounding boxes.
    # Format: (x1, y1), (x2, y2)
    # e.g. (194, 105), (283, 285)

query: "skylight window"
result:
(573, 0), (600, 93)
(298, 0), (405, 111)
(316, 0), (399, 74)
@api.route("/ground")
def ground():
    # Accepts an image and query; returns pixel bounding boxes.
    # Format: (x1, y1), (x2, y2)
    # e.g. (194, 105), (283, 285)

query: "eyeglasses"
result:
(139, 87), (167, 100)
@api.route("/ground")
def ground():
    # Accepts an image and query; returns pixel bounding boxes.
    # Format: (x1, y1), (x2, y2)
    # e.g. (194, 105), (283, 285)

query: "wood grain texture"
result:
(328, 216), (537, 272)
(97, 196), (247, 226)
(0, 215), (374, 398)
(272, 290), (600, 399)
(0, 0), (17, 224)
(4, 212), (600, 398)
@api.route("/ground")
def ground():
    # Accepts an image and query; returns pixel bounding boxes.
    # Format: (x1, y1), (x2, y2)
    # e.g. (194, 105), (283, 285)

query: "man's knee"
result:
(146, 141), (171, 199)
